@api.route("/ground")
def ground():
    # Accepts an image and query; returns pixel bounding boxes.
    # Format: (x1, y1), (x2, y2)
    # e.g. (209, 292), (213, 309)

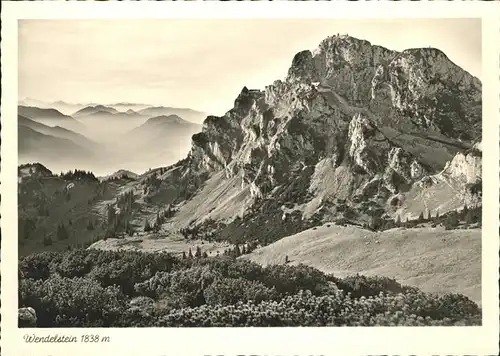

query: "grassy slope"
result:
(89, 235), (231, 257)
(243, 223), (481, 305)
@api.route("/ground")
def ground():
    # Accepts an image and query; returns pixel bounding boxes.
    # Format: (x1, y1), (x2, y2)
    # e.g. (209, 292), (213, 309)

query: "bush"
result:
(19, 276), (126, 327)
(156, 290), (480, 327)
(260, 263), (332, 295)
(134, 265), (218, 307)
(329, 274), (405, 299)
(18, 249), (481, 328)
(203, 278), (279, 306)
(19, 251), (63, 280)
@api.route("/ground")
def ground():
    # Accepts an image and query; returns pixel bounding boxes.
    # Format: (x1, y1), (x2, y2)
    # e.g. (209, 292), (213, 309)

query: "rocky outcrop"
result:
(128, 296), (155, 315)
(442, 149), (482, 184)
(18, 307), (37, 327)
(390, 146), (482, 221)
(144, 35), (481, 232)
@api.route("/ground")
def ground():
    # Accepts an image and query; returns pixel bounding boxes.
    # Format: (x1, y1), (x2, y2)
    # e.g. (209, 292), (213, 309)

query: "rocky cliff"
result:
(142, 35), (482, 240)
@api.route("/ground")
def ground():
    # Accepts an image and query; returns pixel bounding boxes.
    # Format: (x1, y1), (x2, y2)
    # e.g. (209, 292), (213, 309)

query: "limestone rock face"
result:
(442, 149), (482, 184)
(147, 35), (482, 229)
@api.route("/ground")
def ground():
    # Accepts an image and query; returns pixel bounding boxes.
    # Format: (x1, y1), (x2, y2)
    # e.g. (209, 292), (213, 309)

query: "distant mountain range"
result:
(18, 115), (97, 149)
(135, 107), (208, 125)
(17, 101), (206, 175)
(18, 105), (86, 132)
(18, 126), (94, 168)
(19, 99), (210, 124)
(19, 98), (87, 116)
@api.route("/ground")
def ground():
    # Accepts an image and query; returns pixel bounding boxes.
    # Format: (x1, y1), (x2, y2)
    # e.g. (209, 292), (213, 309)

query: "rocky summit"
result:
(140, 35), (481, 239)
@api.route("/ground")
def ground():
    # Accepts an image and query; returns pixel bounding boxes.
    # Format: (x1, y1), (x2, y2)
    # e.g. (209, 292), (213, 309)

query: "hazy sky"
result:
(19, 19), (481, 116)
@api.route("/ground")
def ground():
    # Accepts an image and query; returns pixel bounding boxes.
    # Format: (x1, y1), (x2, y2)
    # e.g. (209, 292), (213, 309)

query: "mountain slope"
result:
(243, 223), (481, 304)
(133, 35), (481, 242)
(18, 163), (124, 256)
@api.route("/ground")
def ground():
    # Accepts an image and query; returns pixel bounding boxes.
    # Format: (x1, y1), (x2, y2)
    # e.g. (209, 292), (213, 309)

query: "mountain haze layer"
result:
(17, 102), (205, 175)
(18, 115), (98, 150)
(18, 126), (94, 168)
(19, 105), (86, 133)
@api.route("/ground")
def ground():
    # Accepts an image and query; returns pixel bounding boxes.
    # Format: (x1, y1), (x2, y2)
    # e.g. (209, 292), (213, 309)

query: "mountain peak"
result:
(146, 114), (188, 125)
(73, 105), (118, 117)
(144, 33), (482, 239)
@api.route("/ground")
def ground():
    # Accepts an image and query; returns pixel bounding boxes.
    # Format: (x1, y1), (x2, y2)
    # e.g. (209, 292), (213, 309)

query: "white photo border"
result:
(1, 1), (499, 356)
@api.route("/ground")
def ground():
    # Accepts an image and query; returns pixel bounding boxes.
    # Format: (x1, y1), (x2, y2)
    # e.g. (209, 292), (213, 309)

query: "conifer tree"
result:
(126, 221), (134, 236)
(465, 209), (474, 226)
(234, 244), (241, 257)
(462, 204), (469, 219)
(195, 246), (202, 258)
(107, 204), (116, 227)
(144, 219), (152, 232)
(188, 248), (193, 259)
(445, 211), (459, 230)
(57, 223), (69, 240)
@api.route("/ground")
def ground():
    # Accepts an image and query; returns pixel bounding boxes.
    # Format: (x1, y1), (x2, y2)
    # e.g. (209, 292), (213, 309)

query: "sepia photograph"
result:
(1, 0), (500, 355)
(15, 17), (486, 329)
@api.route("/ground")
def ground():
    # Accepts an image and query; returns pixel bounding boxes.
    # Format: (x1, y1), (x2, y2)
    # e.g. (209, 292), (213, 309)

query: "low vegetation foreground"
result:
(19, 249), (481, 327)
